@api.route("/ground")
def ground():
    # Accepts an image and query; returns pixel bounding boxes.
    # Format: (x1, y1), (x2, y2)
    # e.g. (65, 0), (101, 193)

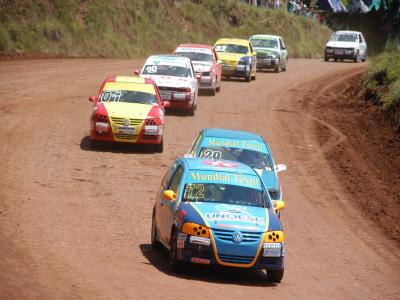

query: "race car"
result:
(151, 157), (286, 282)
(173, 44), (222, 95)
(136, 55), (199, 116)
(186, 128), (287, 200)
(214, 38), (257, 82)
(324, 30), (367, 63)
(88, 76), (169, 152)
(249, 34), (288, 73)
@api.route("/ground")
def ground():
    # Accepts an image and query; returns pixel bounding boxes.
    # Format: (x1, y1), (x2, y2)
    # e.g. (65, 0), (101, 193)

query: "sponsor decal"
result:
(191, 257), (211, 265)
(202, 160), (238, 168)
(204, 137), (266, 152)
(187, 170), (261, 189)
(176, 47), (213, 54)
(205, 204), (265, 225)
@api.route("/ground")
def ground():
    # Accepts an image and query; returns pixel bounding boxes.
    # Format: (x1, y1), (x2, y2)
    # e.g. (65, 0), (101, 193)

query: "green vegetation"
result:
(0, 0), (331, 58)
(362, 42), (400, 131)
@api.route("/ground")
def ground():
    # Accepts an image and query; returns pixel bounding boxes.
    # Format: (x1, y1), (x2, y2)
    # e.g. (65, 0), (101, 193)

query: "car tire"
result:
(151, 210), (162, 250)
(251, 74), (256, 80)
(362, 54), (367, 62)
(89, 139), (100, 149)
(169, 230), (184, 272)
(188, 103), (195, 116)
(216, 78), (221, 92)
(324, 56), (329, 62)
(245, 74), (251, 82)
(282, 61), (287, 72)
(334, 58), (338, 62)
(210, 87), (216, 96)
(267, 268), (284, 283)
(353, 51), (359, 63)
(274, 65), (280, 73)
(154, 139), (163, 153)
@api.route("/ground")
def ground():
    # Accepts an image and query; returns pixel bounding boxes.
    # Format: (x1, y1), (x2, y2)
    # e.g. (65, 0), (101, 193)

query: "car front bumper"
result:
(176, 233), (284, 270)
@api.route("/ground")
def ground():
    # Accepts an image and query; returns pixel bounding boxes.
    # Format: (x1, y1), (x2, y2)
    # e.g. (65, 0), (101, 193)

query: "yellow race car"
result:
(214, 38), (257, 82)
(88, 76), (170, 152)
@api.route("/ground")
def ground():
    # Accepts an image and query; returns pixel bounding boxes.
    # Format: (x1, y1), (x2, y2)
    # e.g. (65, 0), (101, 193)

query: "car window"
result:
(162, 162), (179, 189)
(190, 133), (203, 155)
(358, 34), (362, 43)
(213, 49), (218, 61)
(249, 43), (253, 53)
(279, 38), (286, 49)
(168, 166), (184, 193)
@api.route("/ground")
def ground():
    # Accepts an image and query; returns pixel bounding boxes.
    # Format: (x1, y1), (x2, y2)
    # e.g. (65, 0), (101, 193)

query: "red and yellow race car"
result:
(88, 76), (170, 152)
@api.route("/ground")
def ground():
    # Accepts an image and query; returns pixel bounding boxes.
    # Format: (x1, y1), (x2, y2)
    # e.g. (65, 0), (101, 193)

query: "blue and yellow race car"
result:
(151, 157), (285, 282)
(186, 128), (287, 200)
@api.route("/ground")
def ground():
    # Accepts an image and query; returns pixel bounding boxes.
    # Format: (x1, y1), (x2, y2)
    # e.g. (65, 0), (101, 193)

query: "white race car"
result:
(137, 55), (199, 116)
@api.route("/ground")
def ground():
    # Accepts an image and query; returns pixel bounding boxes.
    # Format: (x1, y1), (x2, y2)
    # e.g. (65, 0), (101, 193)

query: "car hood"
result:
(217, 52), (247, 63)
(254, 47), (280, 57)
(190, 202), (268, 232)
(326, 41), (357, 48)
(102, 102), (153, 119)
(141, 74), (193, 89)
(192, 61), (213, 73)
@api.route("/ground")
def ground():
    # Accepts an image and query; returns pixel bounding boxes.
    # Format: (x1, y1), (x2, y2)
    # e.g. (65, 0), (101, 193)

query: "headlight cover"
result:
(181, 222), (210, 238)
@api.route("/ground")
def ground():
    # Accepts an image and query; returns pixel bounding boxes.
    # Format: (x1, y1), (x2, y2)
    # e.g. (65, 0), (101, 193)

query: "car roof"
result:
(182, 157), (259, 176)
(103, 81), (156, 94)
(113, 76), (147, 84)
(334, 30), (362, 35)
(177, 43), (213, 49)
(202, 128), (265, 142)
(145, 54), (191, 66)
(250, 34), (281, 40)
(215, 38), (250, 46)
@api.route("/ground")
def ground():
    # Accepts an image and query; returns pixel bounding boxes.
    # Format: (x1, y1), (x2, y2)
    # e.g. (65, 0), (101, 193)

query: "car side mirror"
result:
(134, 69), (140, 75)
(273, 200), (285, 211)
(163, 190), (176, 202)
(275, 164), (287, 173)
(162, 100), (171, 109)
(89, 95), (97, 102)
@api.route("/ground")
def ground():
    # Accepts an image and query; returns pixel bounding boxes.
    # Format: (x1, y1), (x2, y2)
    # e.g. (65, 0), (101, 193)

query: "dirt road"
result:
(0, 59), (399, 299)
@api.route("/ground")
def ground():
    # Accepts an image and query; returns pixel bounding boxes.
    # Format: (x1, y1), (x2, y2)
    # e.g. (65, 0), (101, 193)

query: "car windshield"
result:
(250, 39), (278, 49)
(182, 183), (267, 207)
(175, 52), (213, 62)
(215, 44), (248, 54)
(99, 90), (157, 104)
(330, 33), (357, 42)
(142, 64), (191, 77)
(198, 147), (272, 170)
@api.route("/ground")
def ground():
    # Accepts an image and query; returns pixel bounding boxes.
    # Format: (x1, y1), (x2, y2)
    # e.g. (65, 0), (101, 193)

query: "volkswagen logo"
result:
(232, 231), (243, 243)
(123, 118), (130, 126)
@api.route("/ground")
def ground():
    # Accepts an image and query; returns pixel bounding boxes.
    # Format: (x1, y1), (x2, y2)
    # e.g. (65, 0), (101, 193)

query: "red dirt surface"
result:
(0, 58), (399, 299)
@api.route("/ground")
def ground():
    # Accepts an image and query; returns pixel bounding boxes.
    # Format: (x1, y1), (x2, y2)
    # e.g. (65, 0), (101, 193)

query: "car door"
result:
(279, 38), (288, 65)
(213, 48), (222, 81)
(248, 42), (257, 74)
(159, 164), (185, 243)
(359, 33), (367, 58)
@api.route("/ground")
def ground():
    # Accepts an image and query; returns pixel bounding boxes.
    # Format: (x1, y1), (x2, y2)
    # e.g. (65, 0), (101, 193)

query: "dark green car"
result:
(249, 35), (288, 73)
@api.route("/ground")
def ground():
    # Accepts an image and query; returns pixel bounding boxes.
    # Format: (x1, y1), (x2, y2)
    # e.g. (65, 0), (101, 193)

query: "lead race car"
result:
(136, 55), (199, 116)
(88, 76), (169, 152)
(173, 44), (222, 95)
(186, 128), (287, 200)
(151, 157), (286, 283)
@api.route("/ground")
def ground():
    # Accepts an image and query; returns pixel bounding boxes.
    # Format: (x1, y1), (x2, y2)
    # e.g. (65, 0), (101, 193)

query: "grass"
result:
(0, 0), (332, 58)
(362, 42), (400, 131)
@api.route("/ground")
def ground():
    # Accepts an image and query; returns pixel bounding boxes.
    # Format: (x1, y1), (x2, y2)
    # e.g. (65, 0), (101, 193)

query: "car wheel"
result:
(251, 74), (256, 80)
(267, 268), (284, 283)
(210, 87), (216, 96)
(151, 210), (162, 249)
(188, 103), (195, 116)
(282, 61), (287, 72)
(169, 230), (184, 271)
(324, 56), (329, 62)
(353, 51), (359, 63)
(362, 54), (367, 62)
(216, 78), (221, 92)
(334, 58), (338, 62)
(274, 65), (280, 73)
(245, 73), (251, 82)
(154, 139), (163, 153)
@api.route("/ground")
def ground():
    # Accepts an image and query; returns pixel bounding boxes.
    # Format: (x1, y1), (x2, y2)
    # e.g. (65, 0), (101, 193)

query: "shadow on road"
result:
(139, 243), (276, 287)
(80, 136), (158, 154)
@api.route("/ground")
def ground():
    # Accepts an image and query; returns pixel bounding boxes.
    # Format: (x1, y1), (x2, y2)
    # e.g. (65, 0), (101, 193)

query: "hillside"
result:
(0, 0), (332, 58)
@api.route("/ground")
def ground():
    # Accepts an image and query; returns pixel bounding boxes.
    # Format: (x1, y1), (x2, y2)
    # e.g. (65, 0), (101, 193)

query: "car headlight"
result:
(181, 222), (210, 238)
(264, 230), (284, 242)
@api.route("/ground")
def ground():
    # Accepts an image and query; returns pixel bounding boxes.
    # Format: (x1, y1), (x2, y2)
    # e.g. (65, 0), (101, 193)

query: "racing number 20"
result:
(200, 149), (222, 159)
